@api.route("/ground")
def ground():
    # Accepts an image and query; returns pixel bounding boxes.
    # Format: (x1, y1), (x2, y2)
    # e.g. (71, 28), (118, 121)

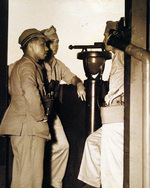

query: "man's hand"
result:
(77, 82), (86, 101)
(71, 76), (86, 101)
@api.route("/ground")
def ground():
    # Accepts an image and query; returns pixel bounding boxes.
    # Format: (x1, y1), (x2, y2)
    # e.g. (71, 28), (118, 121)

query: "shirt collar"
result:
(23, 54), (43, 70)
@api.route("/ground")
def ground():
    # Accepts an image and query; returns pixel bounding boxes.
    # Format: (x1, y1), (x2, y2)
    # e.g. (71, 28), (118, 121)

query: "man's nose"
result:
(45, 46), (49, 51)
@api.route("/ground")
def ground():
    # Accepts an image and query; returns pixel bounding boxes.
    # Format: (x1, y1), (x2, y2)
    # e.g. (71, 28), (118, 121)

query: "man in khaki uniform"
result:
(41, 26), (86, 188)
(0, 28), (51, 188)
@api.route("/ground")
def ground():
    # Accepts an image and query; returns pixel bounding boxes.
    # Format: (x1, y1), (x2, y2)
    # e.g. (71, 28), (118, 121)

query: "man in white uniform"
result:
(78, 21), (124, 188)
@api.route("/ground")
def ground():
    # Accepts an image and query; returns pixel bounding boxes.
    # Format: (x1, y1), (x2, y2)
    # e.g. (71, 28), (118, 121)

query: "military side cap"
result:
(105, 21), (118, 34)
(41, 25), (59, 41)
(18, 28), (47, 48)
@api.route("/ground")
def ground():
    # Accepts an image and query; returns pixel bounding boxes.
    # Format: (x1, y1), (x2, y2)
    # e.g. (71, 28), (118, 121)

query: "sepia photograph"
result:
(0, 0), (149, 188)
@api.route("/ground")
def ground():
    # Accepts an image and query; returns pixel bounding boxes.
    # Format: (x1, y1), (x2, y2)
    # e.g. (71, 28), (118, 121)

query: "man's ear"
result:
(28, 41), (34, 52)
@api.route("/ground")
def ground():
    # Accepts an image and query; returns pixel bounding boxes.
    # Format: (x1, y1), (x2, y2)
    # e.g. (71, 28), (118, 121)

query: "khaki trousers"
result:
(10, 125), (46, 188)
(51, 115), (69, 188)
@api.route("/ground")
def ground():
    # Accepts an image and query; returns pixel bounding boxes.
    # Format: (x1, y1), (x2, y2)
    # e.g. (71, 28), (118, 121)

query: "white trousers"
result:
(101, 122), (124, 188)
(78, 128), (102, 187)
(51, 115), (69, 188)
(11, 125), (46, 188)
(78, 122), (124, 188)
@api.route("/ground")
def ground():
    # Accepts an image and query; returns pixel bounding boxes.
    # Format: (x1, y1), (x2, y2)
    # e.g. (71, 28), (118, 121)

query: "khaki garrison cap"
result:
(105, 21), (118, 34)
(18, 28), (48, 48)
(41, 25), (59, 41)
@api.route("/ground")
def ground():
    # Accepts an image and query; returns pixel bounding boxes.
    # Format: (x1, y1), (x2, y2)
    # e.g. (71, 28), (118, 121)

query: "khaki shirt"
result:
(44, 57), (75, 84)
(0, 55), (51, 140)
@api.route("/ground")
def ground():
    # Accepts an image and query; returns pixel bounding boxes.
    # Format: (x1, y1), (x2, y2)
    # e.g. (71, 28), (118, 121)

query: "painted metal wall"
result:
(124, 0), (150, 187)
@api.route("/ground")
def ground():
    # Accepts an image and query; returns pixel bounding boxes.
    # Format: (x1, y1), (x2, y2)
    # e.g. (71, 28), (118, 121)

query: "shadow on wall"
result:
(43, 84), (87, 188)
(59, 85), (86, 188)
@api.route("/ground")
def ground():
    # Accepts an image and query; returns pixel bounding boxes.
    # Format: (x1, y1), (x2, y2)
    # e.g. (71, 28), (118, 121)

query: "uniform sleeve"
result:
(105, 50), (124, 103)
(8, 63), (15, 94)
(19, 62), (45, 121)
(58, 59), (76, 84)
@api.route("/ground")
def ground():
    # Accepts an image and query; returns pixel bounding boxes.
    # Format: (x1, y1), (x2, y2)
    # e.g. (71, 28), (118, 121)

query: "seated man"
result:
(78, 20), (124, 188)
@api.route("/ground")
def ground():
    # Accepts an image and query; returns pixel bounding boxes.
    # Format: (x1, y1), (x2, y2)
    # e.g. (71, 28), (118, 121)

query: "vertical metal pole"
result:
(142, 59), (150, 188)
(90, 80), (96, 133)
(85, 79), (101, 136)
